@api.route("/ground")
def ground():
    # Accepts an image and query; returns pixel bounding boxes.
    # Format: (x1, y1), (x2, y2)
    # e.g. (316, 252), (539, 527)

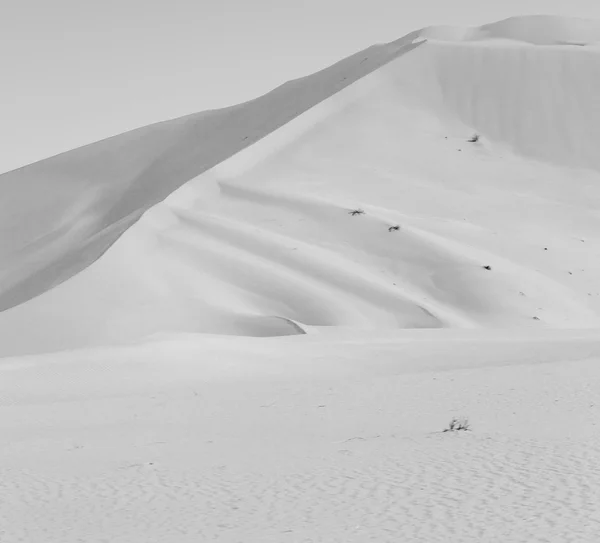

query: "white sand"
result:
(2, 15), (600, 542)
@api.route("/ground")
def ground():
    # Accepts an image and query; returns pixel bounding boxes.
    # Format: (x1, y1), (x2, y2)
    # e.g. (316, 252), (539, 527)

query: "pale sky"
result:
(1, 0), (599, 174)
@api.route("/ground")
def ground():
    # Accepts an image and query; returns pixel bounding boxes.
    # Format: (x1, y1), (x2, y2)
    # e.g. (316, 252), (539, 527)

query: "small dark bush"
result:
(468, 134), (479, 143)
(443, 417), (471, 432)
(348, 209), (365, 216)
(388, 225), (400, 232)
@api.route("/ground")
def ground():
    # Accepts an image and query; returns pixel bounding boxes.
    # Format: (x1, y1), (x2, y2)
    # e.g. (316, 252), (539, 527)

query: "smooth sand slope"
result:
(3, 17), (600, 353)
(0, 33), (423, 315)
(2, 15), (600, 543)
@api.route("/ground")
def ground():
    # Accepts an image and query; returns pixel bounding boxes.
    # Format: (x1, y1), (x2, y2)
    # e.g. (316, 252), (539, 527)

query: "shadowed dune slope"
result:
(0, 35), (423, 312)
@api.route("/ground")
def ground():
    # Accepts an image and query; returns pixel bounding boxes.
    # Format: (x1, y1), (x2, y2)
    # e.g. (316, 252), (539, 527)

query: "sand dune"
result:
(3, 15), (600, 543)
(2, 16), (600, 354)
(0, 35), (422, 314)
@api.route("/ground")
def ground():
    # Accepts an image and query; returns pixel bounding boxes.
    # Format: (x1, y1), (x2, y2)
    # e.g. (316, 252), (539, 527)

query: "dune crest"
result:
(421, 15), (600, 45)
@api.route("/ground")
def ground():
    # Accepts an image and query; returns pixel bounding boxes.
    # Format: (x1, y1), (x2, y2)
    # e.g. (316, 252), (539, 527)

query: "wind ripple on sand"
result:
(3, 434), (600, 542)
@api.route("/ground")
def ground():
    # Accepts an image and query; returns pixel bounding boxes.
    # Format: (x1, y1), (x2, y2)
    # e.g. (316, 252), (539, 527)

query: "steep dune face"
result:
(2, 16), (600, 355)
(422, 43), (600, 171)
(0, 36), (423, 313)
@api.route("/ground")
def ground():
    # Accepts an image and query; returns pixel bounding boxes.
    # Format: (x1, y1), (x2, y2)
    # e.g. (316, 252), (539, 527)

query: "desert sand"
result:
(2, 15), (600, 542)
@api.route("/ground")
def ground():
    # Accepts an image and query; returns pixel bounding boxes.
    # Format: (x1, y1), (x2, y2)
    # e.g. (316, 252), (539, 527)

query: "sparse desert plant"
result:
(443, 417), (471, 432)
(388, 225), (400, 232)
(482, 265), (492, 271)
(348, 209), (365, 216)
(468, 134), (480, 143)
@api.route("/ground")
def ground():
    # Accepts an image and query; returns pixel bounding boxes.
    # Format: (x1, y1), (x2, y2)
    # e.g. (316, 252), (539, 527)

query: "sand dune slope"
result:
(0, 35), (422, 313)
(2, 17), (600, 354)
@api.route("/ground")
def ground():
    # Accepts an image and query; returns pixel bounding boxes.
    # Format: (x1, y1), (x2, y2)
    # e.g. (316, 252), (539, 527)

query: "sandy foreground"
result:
(2, 15), (600, 542)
